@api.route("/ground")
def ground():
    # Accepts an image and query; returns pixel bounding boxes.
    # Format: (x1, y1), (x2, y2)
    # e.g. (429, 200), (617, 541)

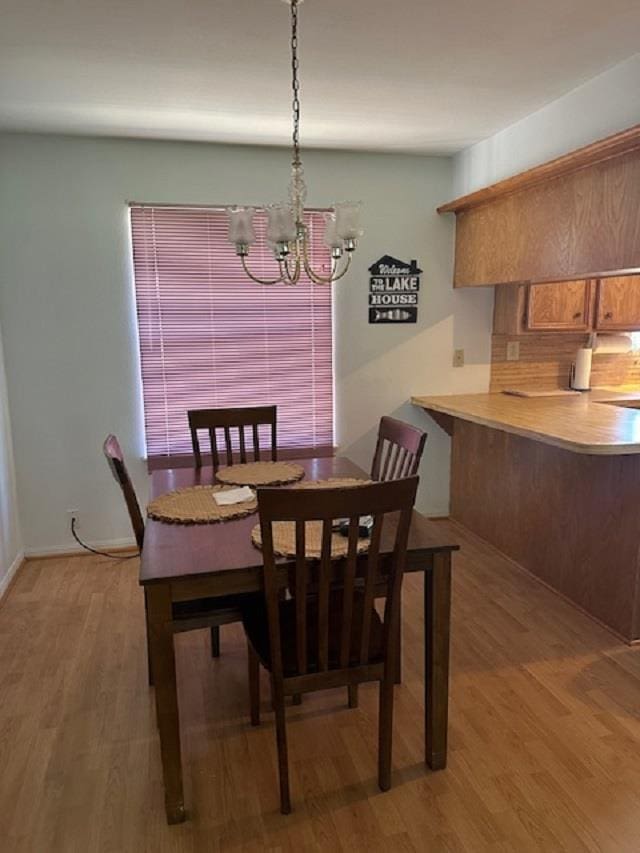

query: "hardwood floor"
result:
(1, 521), (640, 851)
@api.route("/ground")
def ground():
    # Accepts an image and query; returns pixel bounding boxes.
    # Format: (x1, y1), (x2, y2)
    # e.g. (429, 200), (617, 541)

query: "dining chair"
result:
(368, 415), (427, 693)
(188, 405), (277, 469)
(371, 415), (427, 481)
(103, 434), (247, 683)
(243, 476), (419, 814)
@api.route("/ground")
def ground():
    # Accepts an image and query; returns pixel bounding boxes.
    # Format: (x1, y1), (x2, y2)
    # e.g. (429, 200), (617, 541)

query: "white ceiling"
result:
(1, 0), (639, 154)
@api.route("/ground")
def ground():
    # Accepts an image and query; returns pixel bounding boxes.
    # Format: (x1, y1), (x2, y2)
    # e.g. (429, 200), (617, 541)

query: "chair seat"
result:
(243, 591), (384, 677)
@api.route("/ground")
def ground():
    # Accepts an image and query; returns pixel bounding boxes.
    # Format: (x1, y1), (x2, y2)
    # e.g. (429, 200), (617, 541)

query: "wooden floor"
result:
(2, 522), (640, 852)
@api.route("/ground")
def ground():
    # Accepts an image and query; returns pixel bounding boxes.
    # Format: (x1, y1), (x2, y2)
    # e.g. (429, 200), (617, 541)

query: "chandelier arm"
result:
(304, 252), (352, 284)
(300, 230), (352, 283)
(284, 252), (302, 284)
(240, 255), (284, 285)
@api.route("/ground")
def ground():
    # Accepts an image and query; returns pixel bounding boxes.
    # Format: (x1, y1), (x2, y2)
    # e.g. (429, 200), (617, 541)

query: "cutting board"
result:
(502, 389), (582, 398)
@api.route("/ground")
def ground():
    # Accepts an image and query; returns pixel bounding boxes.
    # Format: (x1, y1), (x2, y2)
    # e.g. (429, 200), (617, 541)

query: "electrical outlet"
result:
(67, 508), (80, 530)
(453, 348), (465, 368)
(506, 341), (520, 361)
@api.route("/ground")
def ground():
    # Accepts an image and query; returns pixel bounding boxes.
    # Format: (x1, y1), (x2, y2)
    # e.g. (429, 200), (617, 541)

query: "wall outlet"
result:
(506, 341), (520, 361)
(453, 348), (465, 368)
(67, 508), (80, 530)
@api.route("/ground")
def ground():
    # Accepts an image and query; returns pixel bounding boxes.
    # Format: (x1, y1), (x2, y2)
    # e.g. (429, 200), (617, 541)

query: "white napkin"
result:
(214, 486), (255, 506)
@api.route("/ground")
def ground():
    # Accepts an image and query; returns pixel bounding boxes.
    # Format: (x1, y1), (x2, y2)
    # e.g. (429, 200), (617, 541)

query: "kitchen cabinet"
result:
(595, 276), (640, 331)
(493, 275), (640, 335)
(525, 280), (591, 331)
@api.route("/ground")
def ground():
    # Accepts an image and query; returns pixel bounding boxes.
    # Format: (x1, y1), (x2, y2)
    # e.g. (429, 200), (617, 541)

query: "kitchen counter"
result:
(412, 385), (640, 642)
(411, 388), (640, 455)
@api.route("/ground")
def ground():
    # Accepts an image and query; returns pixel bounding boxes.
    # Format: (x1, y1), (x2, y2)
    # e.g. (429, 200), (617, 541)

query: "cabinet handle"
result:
(604, 311), (613, 320)
(573, 312), (582, 319)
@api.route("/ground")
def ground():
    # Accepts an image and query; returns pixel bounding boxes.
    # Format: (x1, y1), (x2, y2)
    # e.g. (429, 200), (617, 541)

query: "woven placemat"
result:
(216, 460), (305, 487)
(293, 477), (371, 490)
(147, 484), (257, 524)
(251, 476), (372, 558)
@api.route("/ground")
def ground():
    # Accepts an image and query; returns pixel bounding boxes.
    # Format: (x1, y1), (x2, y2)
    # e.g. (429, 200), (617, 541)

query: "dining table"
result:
(140, 455), (459, 824)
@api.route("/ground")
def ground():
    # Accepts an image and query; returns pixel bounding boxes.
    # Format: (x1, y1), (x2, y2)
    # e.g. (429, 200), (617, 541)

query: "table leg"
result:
(146, 584), (185, 824)
(424, 551), (452, 770)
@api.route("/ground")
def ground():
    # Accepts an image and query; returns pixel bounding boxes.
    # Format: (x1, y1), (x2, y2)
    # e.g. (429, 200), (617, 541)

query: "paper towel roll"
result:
(571, 347), (592, 391)
(593, 334), (633, 354)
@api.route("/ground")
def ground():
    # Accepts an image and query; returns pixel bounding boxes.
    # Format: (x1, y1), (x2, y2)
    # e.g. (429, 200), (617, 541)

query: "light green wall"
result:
(0, 133), (492, 553)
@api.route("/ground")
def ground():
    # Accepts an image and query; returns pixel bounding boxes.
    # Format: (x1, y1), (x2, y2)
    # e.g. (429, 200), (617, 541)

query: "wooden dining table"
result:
(140, 455), (459, 824)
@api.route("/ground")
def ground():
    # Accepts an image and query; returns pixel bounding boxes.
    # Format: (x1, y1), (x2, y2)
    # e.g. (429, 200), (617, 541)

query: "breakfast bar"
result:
(413, 389), (640, 642)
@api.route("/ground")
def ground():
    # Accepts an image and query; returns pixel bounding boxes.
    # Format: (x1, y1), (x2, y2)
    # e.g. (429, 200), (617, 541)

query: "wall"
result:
(0, 319), (23, 592)
(453, 53), (640, 196)
(0, 133), (493, 553)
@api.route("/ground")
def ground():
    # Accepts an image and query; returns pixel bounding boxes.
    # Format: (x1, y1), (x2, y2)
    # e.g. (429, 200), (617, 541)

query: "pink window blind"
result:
(130, 205), (334, 463)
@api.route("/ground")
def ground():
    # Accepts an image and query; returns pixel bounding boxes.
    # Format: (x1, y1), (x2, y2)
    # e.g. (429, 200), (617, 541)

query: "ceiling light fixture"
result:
(227, 0), (363, 284)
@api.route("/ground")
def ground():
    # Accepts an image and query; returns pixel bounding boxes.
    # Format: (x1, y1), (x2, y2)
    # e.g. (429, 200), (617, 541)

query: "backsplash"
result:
(490, 333), (640, 391)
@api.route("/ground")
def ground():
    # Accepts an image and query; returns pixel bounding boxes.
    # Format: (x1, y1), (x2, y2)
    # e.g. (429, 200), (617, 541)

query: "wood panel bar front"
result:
(449, 419), (640, 642)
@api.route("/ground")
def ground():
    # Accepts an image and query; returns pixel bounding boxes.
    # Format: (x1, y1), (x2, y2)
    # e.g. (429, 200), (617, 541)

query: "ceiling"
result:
(1, 0), (639, 155)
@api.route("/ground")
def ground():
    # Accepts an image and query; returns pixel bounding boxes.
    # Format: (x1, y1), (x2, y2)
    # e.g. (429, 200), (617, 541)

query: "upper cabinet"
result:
(595, 276), (640, 331)
(439, 125), (640, 287)
(526, 280), (591, 332)
(494, 275), (640, 335)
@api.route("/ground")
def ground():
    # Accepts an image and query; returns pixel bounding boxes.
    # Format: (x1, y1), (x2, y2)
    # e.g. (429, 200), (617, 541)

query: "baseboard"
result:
(0, 550), (26, 602)
(24, 537), (138, 560)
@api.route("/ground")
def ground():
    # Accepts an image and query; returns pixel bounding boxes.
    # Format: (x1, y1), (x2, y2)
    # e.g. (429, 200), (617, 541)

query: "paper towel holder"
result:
(570, 335), (595, 392)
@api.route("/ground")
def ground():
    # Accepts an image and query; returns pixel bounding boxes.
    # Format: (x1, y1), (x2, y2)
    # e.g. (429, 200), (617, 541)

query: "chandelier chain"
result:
(229, 0), (360, 285)
(290, 0), (301, 167)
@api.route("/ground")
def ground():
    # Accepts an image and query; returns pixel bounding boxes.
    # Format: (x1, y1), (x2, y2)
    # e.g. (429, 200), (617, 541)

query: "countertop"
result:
(411, 388), (640, 455)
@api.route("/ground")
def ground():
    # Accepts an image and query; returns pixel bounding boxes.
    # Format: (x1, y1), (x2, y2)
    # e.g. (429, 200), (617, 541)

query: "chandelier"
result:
(227, 0), (363, 285)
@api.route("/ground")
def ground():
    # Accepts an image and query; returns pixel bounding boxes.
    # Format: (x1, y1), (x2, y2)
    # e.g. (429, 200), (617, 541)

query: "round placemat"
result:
(293, 477), (371, 490)
(251, 476), (373, 558)
(251, 521), (370, 559)
(147, 484), (257, 525)
(216, 460), (305, 487)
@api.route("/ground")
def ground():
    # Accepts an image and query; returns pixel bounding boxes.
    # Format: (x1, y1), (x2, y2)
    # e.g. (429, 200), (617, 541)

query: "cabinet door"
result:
(595, 276), (640, 331)
(525, 280), (591, 331)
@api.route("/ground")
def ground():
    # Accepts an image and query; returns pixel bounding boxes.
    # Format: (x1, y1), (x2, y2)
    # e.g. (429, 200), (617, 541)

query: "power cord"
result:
(71, 517), (140, 560)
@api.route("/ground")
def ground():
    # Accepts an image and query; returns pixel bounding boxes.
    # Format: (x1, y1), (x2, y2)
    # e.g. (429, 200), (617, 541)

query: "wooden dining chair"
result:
(371, 415), (427, 482)
(369, 415), (427, 693)
(243, 476), (419, 814)
(103, 435), (247, 683)
(188, 405), (277, 469)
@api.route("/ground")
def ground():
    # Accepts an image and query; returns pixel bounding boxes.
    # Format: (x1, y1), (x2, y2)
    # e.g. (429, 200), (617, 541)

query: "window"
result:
(130, 204), (334, 464)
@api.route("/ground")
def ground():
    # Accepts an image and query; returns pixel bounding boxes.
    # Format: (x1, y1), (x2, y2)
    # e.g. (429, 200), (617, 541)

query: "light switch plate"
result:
(453, 349), (465, 367)
(506, 341), (520, 361)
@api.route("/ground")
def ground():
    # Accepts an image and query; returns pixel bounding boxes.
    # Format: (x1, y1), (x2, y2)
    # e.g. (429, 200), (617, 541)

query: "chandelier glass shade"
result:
(227, 0), (363, 285)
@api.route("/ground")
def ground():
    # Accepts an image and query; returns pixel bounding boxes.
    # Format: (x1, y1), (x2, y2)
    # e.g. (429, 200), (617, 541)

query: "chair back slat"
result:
(381, 497), (414, 673)
(371, 416), (427, 482)
(295, 520), (308, 675)
(339, 517), (360, 669)
(103, 434), (144, 550)
(359, 513), (383, 664)
(257, 478), (418, 686)
(224, 427), (233, 466)
(259, 515), (286, 683)
(208, 428), (219, 469)
(187, 406), (277, 470)
(317, 520), (333, 671)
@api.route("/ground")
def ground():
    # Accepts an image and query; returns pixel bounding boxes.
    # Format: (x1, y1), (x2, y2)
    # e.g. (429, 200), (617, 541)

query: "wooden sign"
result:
(368, 255), (422, 323)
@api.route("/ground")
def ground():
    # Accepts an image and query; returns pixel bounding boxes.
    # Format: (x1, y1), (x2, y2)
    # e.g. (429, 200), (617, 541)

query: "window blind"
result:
(130, 205), (334, 462)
